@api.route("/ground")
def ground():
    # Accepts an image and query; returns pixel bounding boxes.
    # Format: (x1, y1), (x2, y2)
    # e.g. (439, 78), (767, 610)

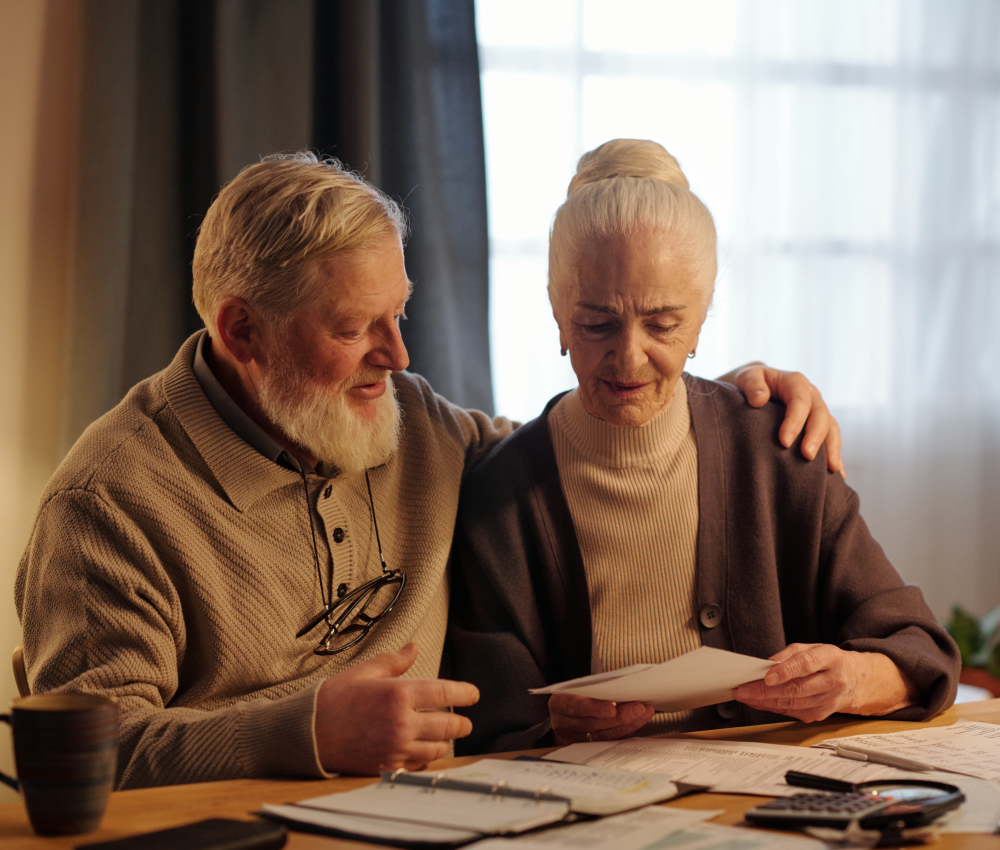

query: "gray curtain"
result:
(62, 0), (492, 454)
(314, 0), (494, 413)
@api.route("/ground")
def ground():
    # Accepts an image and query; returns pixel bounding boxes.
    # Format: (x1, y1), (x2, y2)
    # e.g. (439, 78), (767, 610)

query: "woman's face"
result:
(556, 229), (708, 428)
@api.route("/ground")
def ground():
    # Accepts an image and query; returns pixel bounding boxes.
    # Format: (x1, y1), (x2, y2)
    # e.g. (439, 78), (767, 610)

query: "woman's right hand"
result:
(549, 694), (654, 745)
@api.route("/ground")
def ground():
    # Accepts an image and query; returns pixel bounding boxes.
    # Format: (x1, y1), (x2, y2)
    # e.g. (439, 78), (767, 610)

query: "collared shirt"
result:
(192, 333), (334, 478)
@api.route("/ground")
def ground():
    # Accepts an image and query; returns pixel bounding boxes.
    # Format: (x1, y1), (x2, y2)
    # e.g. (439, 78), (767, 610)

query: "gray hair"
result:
(548, 139), (717, 317)
(193, 151), (408, 331)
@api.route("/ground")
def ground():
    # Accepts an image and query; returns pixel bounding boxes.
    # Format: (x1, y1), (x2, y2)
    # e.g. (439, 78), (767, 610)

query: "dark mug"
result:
(0, 693), (119, 835)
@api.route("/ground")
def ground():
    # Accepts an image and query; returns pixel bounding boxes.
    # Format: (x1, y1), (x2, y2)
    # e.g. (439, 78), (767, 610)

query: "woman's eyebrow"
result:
(575, 301), (687, 316)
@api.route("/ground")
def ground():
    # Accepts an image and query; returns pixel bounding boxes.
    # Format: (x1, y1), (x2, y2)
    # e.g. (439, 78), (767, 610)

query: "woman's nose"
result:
(615, 326), (646, 373)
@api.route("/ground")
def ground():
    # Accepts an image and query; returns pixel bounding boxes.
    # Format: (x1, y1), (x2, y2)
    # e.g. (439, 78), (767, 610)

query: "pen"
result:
(833, 743), (935, 773)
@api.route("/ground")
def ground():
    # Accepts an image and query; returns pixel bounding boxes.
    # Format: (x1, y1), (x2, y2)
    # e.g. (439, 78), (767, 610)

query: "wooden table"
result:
(3, 699), (999, 849)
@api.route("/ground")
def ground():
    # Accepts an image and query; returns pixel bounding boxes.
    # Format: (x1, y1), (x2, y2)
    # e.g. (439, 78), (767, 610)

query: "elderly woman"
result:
(448, 139), (959, 755)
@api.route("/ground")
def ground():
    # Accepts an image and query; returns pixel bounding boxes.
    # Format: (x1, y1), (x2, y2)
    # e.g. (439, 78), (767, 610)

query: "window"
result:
(477, 0), (1000, 618)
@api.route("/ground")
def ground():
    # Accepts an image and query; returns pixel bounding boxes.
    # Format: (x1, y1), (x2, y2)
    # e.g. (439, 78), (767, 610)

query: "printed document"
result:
(465, 806), (720, 850)
(469, 815), (827, 850)
(529, 646), (774, 711)
(815, 719), (1000, 783)
(546, 737), (889, 796)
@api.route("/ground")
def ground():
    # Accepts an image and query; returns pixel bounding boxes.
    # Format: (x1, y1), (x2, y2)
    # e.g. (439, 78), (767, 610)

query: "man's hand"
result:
(549, 693), (653, 745)
(724, 364), (844, 477)
(732, 643), (918, 723)
(314, 643), (479, 775)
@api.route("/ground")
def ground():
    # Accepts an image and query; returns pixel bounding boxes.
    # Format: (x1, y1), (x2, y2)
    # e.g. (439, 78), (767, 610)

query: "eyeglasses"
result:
(295, 469), (406, 655)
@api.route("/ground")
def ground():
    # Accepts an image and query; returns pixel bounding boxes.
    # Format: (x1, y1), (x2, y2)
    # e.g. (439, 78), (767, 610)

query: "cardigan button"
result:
(333, 527), (345, 543)
(323, 485), (333, 499)
(337, 583), (348, 599)
(716, 700), (740, 720)
(699, 603), (723, 629)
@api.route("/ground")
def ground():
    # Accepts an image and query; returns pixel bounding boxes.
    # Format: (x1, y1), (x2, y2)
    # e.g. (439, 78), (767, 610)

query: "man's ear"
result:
(214, 297), (263, 365)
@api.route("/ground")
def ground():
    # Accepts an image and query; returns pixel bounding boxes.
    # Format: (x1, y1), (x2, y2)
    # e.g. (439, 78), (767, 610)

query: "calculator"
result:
(746, 791), (898, 829)
(744, 772), (965, 831)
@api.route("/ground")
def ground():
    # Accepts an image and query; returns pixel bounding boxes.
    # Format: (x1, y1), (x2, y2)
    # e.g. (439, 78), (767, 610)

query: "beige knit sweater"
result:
(549, 381), (702, 734)
(16, 332), (513, 789)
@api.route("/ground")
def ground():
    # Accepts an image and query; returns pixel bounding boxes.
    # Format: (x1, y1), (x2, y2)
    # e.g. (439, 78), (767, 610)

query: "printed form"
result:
(466, 808), (826, 850)
(814, 718), (1000, 783)
(546, 738), (889, 797)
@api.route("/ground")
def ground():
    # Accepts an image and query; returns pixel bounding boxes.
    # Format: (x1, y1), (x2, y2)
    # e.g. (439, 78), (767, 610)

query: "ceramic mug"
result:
(0, 693), (119, 835)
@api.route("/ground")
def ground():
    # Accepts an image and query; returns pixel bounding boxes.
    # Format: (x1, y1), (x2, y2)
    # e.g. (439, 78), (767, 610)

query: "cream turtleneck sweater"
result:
(548, 379), (702, 734)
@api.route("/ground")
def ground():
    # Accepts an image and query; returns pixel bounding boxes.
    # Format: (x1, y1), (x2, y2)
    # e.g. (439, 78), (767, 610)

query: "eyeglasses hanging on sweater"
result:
(296, 469), (406, 655)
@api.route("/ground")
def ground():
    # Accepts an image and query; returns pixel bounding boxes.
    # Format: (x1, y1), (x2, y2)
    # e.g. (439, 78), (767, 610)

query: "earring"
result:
(687, 350), (696, 360)
(560, 347), (568, 357)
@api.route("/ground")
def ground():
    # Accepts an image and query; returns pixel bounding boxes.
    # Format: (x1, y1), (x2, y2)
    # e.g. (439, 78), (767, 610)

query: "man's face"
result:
(256, 233), (412, 472)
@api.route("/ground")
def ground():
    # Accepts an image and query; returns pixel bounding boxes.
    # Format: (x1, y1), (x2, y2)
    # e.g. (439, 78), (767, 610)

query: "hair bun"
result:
(567, 139), (688, 196)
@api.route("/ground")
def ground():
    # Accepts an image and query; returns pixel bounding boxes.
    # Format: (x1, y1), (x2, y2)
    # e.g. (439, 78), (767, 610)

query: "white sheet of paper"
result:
(546, 737), (890, 796)
(528, 646), (775, 711)
(815, 719), (1000, 783)
(466, 806), (721, 850)
(260, 803), (482, 844)
(475, 820), (826, 850)
(652, 822), (828, 849)
(272, 781), (569, 834)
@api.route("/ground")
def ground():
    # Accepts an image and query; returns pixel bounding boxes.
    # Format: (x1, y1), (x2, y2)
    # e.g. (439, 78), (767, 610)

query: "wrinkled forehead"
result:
(562, 231), (708, 313)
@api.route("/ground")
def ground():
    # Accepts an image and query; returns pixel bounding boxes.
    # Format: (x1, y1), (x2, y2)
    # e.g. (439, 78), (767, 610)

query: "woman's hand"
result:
(723, 363), (844, 477)
(732, 643), (919, 723)
(549, 694), (654, 745)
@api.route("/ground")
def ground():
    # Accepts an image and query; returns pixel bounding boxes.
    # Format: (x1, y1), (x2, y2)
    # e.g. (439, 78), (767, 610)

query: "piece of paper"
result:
(475, 820), (826, 850)
(431, 758), (683, 815)
(466, 806), (721, 850)
(815, 719), (1000, 783)
(546, 737), (889, 797)
(656, 822), (828, 849)
(260, 803), (482, 845)
(875, 768), (1000, 834)
(529, 646), (775, 711)
(270, 781), (569, 835)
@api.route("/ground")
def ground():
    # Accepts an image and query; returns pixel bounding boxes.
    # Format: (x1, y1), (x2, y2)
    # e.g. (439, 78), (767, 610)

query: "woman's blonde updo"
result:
(549, 139), (717, 316)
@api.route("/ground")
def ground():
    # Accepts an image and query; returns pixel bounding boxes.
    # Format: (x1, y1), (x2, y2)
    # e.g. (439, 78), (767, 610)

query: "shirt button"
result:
(333, 527), (345, 543)
(716, 700), (740, 720)
(323, 485), (332, 499)
(699, 603), (723, 629)
(337, 583), (348, 599)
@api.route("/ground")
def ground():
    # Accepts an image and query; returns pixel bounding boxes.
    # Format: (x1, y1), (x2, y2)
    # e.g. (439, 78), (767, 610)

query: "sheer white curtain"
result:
(477, 0), (1000, 620)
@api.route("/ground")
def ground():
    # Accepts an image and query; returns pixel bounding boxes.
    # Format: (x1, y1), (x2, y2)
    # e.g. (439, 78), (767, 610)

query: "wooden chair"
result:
(13, 644), (29, 697)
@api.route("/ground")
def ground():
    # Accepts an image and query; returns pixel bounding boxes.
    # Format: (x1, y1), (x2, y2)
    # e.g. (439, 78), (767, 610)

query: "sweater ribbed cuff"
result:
(237, 681), (335, 779)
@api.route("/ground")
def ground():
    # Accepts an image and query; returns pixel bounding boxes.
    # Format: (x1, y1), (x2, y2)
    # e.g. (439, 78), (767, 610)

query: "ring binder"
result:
(259, 756), (688, 846)
(381, 767), (570, 804)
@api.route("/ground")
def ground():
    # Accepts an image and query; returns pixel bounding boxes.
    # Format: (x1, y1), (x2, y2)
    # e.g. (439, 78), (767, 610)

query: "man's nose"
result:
(371, 318), (410, 372)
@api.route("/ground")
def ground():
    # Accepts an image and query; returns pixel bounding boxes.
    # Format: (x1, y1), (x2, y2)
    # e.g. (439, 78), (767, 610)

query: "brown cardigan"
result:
(446, 374), (960, 755)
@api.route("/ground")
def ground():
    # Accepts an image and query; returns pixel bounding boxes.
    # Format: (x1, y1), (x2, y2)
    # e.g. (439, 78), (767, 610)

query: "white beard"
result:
(257, 358), (402, 476)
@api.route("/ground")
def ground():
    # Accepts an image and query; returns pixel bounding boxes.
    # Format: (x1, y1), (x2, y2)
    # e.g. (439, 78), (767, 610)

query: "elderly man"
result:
(16, 152), (840, 789)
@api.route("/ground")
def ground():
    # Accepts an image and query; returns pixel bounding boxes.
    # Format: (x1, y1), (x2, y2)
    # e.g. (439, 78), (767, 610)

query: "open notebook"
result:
(260, 757), (697, 847)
